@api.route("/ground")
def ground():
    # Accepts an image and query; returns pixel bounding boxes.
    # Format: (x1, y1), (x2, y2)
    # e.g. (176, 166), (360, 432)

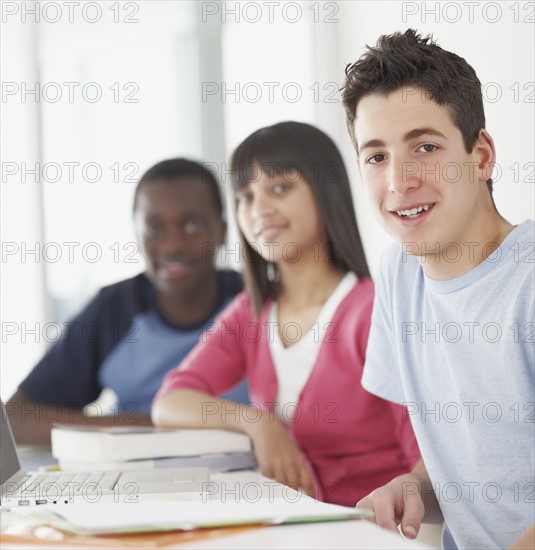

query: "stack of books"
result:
(51, 425), (257, 472)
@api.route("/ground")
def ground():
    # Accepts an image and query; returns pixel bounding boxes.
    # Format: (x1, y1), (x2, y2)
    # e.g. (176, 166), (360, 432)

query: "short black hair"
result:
(133, 158), (223, 215)
(342, 29), (485, 152)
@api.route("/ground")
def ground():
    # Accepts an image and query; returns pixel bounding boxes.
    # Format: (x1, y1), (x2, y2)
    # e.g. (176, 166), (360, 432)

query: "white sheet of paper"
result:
(23, 498), (372, 535)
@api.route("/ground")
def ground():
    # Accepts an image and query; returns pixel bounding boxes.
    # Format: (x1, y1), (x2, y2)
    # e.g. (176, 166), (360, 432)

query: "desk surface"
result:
(3, 448), (438, 549)
(186, 519), (431, 550)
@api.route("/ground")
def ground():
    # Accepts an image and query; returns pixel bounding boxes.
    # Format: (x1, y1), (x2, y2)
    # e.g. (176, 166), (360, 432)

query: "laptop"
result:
(0, 400), (209, 507)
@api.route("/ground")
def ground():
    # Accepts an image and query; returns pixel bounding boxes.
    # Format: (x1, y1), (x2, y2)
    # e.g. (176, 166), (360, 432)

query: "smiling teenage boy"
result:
(8, 159), (247, 445)
(342, 30), (534, 550)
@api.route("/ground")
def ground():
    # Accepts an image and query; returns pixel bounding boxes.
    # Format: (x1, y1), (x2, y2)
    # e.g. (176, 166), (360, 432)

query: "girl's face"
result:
(235, 167), (326, 265)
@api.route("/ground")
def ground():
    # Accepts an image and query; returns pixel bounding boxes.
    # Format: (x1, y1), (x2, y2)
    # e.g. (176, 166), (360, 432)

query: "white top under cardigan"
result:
(269, 272), (358, 420)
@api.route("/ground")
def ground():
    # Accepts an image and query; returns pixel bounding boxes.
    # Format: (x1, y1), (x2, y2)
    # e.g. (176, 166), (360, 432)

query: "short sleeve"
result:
(355, 279), (374, 366)
(361, 246), (405, 404)
(18, 293), (105, 407)
(154, 292), (251, 402)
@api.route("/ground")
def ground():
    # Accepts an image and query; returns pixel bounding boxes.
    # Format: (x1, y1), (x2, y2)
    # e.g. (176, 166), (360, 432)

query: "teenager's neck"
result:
(420, 210), (515, 280)
(156, 272), (219, 326)
(276, 252), (346, 309)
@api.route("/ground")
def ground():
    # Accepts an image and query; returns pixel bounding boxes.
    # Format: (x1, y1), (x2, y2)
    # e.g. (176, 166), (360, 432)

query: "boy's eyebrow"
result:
(358, 139), (385, 155)
(404, 127), (447, 142)
(359, 127), (447, 155)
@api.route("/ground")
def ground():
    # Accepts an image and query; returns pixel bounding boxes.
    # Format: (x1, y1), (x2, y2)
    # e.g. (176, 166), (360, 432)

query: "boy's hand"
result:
(357, 473), (426, 539)
(247, 412), (315, 497)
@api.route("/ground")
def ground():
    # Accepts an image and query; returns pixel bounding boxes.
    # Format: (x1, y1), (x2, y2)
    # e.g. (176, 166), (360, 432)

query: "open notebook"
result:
(15, 498), (373, 535)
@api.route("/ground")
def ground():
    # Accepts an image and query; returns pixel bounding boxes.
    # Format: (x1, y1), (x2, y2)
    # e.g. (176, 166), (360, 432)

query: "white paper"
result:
(23, 498), (372, 535)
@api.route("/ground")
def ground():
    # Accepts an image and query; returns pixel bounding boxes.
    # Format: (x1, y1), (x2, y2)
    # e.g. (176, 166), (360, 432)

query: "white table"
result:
(185, 519), (432, 550)
(4, 451), (439, 549)
(190, 471), (435, 549)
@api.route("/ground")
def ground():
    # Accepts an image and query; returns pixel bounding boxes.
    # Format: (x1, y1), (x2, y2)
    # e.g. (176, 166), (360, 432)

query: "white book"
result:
(51, 425), (252, 463)
(58, 452), (258, 472)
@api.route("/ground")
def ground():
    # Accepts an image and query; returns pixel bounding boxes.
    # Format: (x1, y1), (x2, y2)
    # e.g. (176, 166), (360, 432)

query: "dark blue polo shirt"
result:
(19, 271), (248, 413)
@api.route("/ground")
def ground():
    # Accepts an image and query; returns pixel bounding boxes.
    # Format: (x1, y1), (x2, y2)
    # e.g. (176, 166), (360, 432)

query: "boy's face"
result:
(354, 87), (492, 256)
(134, 177), (225, 298)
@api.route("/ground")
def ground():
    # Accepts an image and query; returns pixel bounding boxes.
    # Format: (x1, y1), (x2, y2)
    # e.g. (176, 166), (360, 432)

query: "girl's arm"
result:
(151, 293), (315, 496)
(152, 388), (254, 433)
(153, 388), (315, 496)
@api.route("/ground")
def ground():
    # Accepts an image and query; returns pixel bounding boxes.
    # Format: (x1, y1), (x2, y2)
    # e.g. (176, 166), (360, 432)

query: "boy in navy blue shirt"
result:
(8, 159), (247, 444)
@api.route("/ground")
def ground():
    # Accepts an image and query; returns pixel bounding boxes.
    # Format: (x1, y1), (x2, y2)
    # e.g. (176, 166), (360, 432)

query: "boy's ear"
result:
(474, 129), (496, 183)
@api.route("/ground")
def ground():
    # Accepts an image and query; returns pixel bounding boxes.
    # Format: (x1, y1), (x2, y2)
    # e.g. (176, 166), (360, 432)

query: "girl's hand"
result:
(246, 411), (316, 497)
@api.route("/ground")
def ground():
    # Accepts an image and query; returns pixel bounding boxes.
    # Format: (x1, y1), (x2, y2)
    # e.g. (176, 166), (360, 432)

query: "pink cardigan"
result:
(155, 278), (419, 506)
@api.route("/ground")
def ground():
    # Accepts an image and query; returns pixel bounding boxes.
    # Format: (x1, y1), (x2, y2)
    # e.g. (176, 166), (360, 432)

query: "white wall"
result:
(1, 1), (201, 398)
(1, 17), (49, 398)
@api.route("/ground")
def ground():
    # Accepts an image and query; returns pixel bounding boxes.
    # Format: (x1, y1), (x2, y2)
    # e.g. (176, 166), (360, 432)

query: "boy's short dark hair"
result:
(133, 158), (223, 215)
(342, 29), (485, 152)
(341, 29), (493, 196)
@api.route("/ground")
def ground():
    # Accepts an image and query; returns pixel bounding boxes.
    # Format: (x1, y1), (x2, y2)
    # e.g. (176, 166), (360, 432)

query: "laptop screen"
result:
(0, 401), (22, 485)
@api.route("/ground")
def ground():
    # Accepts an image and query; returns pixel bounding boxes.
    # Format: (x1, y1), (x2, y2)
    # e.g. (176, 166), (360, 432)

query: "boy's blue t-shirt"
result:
(19, 271), (248, 413)
(362, 220), (535, 550)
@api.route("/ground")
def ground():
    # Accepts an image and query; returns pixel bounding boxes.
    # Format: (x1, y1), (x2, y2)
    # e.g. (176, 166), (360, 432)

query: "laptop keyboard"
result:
(15, 471), (121, 500)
